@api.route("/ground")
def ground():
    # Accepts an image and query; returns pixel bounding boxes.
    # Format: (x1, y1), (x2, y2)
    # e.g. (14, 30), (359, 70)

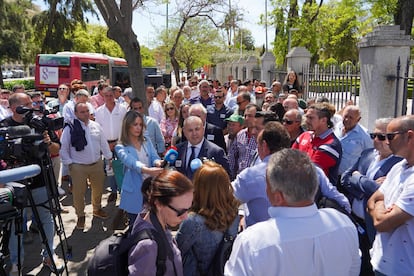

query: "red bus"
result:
(35, 52), (130, 97)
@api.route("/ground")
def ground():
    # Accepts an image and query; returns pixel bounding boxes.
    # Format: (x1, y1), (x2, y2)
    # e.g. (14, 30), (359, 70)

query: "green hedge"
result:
(2, 79), (35, 90)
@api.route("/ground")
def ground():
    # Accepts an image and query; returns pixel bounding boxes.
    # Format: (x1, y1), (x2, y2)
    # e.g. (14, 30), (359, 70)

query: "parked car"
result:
(12, 69), (24, 78)
(2, 70), (13, 79)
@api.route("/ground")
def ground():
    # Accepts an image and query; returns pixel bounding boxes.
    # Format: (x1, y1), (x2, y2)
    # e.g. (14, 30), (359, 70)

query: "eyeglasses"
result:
(167, 204), (190, 217)
(282, 119), (297, 125)
(385, 131), (408, 141)
(214, 95), (223, 99)
(370, 133), (386, 141)
(166, 107), (175, 111)
(58, 87), (67, 90)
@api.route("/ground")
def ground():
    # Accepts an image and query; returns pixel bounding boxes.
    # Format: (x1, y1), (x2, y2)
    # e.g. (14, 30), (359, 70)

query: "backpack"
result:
(87, 228), (166, 276)
(204, 229), (236, 276)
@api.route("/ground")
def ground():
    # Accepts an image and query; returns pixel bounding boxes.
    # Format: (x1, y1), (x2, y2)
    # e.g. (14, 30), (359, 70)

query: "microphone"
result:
(190, 158), (203, 172)
(15, 106), (41, 114)
(2, 125), (32, 138)
(0, 165), (41, 183)
(162, 146), (179, 168)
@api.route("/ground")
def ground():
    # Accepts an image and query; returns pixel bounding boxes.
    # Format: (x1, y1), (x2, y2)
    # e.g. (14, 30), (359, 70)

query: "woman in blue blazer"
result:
(115, 111), (164, 226)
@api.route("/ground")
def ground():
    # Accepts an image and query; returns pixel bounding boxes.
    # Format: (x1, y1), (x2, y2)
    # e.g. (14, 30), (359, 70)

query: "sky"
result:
(33, 0), (274, 49)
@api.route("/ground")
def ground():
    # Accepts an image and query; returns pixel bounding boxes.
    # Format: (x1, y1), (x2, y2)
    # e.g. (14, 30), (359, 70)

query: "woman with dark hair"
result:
(176, 161), (240, 275)
(282, 70), (302, 94)
(115, 110), (164, 226)
(129, 170), (194, 275)
(160, 102), (179, 148)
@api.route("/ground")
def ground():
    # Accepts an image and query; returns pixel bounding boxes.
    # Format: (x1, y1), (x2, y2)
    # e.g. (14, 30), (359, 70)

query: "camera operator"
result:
(0, 92), (63, 273)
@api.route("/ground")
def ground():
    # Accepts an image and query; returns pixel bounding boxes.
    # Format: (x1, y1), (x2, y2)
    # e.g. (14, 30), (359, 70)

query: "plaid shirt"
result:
(228, 128), (257, 180)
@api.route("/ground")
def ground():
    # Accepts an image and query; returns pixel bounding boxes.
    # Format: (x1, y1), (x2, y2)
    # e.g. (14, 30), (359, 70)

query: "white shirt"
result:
(95, 103), (127, 141)
(370, 160), (414, 275)
(148, 100), (165, 124)
(186, 139), (204, 167)
(60, 119), (112, 165)
(225, 204), (360, 276)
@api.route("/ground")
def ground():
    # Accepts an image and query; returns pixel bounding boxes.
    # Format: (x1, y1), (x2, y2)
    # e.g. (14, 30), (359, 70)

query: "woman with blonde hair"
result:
(160, 102), (179, 148)
(176, 161), (240, 275)
(115, 110), (164, 226)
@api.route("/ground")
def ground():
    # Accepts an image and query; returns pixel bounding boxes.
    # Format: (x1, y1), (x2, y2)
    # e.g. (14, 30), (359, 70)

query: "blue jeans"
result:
(9, 186), (54, 263)
(31, 186), (55, 258)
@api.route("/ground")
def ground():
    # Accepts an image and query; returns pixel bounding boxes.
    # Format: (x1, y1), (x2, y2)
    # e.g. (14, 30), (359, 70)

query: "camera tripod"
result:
(0, 148), (72, 275)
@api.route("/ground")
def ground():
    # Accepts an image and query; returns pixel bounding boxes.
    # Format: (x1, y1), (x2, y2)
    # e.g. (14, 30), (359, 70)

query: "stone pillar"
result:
(246, 56), (258, 81)
(358, 25), (414, 130)
(286, 47), (311, 85)
(261, 51), (275, 87)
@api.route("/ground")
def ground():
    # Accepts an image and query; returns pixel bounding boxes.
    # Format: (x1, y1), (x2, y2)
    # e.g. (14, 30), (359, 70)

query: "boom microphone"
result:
(16, 106), (41, 114)
(2, 125), (33, 138)
(0, 165), (41, 183)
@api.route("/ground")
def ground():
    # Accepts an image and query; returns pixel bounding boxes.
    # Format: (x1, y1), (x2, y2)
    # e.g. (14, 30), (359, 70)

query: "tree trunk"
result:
(107, 26), (146, 109)
(394, 0), (414, 36)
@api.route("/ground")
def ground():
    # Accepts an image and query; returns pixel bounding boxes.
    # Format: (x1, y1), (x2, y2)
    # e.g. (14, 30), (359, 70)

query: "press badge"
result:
(175, 160), (182, 167)
(207, 134), (215, 140)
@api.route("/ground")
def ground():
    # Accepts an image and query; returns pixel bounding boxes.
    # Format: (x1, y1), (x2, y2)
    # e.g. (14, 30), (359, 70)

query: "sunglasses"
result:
(385, 131), (407, 141)
(370, 133), (386, 141)
(166, 107), (175, 111)
(282, 119), (296, 125)
(167, 204), (190, 217)
(214, 95), (223, 99)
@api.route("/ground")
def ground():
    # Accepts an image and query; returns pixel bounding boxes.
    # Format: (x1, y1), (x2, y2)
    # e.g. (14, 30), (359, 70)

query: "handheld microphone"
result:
(190, 158), (203, 172)
(0, 165), (41, 183)
(162, 146), (179, 168)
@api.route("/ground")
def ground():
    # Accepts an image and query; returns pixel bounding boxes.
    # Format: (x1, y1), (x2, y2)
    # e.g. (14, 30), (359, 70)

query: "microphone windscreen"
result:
(164, 149), (178, 164)
(7, 125), (32, 138)
(0, 165), (41, 183)
(190, 158), (203, 172)
(16, 106), (31, 114)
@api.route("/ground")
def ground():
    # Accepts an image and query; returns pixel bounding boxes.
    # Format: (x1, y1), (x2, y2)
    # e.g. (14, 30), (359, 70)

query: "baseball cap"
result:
(225, 114), (244, 124)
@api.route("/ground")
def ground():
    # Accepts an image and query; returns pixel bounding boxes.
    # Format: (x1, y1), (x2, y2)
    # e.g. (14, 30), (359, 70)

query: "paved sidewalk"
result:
(20, 180), (126, 276)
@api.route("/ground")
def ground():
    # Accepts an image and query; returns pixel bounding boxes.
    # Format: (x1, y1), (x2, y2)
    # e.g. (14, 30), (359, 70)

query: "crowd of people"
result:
(0, 71), (413, 275)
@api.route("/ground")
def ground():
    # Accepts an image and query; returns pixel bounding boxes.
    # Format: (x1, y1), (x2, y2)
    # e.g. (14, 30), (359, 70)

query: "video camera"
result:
(0, 125), (47, 163)
(16, 106), (64, 134)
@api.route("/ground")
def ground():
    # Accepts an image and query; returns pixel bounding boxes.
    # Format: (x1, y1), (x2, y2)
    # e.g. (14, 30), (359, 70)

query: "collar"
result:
(314, 128), (333, 139)
(188, 138), (204, 149)
(268, 203), (318, 218)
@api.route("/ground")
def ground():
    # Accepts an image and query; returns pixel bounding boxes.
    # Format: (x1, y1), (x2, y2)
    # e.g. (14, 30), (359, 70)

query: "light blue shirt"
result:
(338, 123), (372, 174)
(231, 156), (271, 227)
(143, 115), (165, 154)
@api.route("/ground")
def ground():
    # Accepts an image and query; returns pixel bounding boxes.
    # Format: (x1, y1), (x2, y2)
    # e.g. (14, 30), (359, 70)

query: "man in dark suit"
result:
(182, 103), (226, 152)
(174, 116), (230, 179)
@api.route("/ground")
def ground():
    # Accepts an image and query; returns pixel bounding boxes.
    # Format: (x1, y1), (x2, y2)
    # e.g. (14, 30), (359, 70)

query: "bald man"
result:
(337, 105), (372, 174)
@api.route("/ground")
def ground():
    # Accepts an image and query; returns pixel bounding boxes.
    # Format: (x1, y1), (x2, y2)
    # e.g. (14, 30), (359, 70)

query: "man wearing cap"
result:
(62, 89), (95, 124)
(224, 114), (244, 153)
(206, 88), (233, 131)
(254, 86), (265, 108)
(121, 87), (133, 108)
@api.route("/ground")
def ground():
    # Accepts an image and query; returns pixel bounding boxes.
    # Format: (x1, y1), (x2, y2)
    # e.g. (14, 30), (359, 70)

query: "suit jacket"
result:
(341, 148), (402, 200)
(174, 139), (230, 179)
(180, 123), (227, 153)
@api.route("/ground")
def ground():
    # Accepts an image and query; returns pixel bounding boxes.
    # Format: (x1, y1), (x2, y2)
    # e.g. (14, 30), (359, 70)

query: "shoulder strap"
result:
(131, 228), (167, 276)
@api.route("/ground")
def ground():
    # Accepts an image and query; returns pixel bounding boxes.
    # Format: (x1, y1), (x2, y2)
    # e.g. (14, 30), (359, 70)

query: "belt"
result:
(107, 139), (118, 144)
(73, 160), (100, 166)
